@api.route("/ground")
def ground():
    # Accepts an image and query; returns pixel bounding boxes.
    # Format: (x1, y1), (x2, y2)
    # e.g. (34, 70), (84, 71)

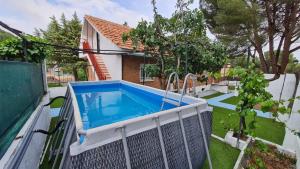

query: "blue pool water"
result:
(72, 83), (184, 129)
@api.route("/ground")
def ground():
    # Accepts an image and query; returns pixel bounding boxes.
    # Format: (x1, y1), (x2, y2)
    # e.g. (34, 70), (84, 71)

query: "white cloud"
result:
(0, 0), (151, 34)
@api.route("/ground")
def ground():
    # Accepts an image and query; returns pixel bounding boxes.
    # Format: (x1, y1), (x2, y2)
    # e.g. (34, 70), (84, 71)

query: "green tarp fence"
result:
(0, 61), (44, 158)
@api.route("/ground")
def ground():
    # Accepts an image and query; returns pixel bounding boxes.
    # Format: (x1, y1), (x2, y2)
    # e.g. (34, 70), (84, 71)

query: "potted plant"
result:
(224, 64), (299, 168)
(223, 64), (294, 147)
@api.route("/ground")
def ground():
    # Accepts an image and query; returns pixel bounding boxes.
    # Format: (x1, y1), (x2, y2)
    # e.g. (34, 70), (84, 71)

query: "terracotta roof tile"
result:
(85, 15), (140, 50)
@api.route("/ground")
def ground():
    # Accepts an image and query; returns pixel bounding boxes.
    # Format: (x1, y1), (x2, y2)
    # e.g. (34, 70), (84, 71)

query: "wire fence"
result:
(46, 64), (97, 86)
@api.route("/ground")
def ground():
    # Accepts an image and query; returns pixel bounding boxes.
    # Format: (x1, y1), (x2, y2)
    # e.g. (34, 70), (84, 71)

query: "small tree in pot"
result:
(227, 64), (293, 146)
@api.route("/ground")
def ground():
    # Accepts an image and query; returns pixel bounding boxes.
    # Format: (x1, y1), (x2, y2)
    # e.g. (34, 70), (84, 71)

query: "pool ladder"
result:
(160, 72), (181, 110)
(160, 72), (213, 169)
(160, 73), (197, 110)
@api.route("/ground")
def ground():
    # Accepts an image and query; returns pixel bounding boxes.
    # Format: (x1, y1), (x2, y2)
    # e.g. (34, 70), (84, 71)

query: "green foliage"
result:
(123, 0), (227, 88)
(41, 13), (82, 64)
(285, 54), (300, 74)
(203, 0), (300, 74)
(0, 35), (49, 63)
(209, 71), (221, 81)
(0, 29), (13, 41)
(255, 140), (269, 153)
(39, 12), (87, 80)
(228, 55), (260, 69)
(227, 64), (291, 137)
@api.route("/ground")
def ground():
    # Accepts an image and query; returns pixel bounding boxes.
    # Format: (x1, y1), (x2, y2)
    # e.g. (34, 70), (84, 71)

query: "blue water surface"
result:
(72, 83), (183, 129)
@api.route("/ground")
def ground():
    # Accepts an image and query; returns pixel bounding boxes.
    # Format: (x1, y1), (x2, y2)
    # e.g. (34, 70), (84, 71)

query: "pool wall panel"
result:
(69, 111), (212, 169)
(70, 140), (127, 169)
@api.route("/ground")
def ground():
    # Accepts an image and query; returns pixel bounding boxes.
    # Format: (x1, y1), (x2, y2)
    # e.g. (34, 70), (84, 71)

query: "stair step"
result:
(162, 98), (180, 106)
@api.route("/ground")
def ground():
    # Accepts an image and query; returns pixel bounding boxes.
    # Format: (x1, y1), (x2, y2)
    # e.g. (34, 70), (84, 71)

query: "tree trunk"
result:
(159, 77), (167, 90)
(73, 67), (79, 81)
(237, 116), (246, 148)
(279, 0), (298, 74)
(257, 48), (269, 73)
(288, 72), (300, 111)
(279, 73), (287, 101)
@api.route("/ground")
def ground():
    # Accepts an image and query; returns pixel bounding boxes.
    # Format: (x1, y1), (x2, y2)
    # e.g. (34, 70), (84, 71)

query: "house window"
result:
(140, 64), (154, 82)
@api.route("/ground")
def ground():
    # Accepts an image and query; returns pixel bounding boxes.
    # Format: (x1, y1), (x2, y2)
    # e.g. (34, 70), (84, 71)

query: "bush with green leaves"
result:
(225, 64), (298, 140)
(0, 35), (49, 63)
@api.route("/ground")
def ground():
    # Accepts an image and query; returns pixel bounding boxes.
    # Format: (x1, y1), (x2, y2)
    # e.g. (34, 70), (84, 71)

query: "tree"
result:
(123, 0), (227, 89)
(40, 12), (87, 80)
(228, 55), (260, 69)
(203, 0), (300, 79)
(227, 64), (293, 146)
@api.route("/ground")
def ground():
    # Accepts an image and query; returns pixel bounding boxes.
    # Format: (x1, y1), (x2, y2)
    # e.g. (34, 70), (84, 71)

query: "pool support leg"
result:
(154, 117), (169, 169)
(120, 127), (132, 169)
(196, 108), (213, 169)
(178, 111), (193, 169)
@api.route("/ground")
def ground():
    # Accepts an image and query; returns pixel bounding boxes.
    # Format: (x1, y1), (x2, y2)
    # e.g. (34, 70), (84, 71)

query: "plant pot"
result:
(225, 131), (247, 150)
(234, 89), (239, 96)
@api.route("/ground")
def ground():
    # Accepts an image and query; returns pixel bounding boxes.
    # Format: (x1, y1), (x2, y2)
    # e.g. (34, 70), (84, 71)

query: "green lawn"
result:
(48, 83), (62, 88)
(221, 96), (240, 105)
(202, 92), (224, 99)
(201, 137), (240, 169)
(39, 117), (62, 169)
(211, 106), (285, 144)
(50, 98), (65, 108)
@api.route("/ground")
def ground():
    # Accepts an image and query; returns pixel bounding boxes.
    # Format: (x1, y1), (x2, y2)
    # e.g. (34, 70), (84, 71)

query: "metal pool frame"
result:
(67, 80), (212, 169)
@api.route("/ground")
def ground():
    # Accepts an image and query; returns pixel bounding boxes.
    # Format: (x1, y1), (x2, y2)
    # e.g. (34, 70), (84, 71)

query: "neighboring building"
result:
(79, 15), (160, 88)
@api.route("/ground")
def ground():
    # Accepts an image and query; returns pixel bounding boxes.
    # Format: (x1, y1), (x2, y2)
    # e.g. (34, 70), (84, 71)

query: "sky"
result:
(0, 0), (198, 34)
(0, 0), (299, 59)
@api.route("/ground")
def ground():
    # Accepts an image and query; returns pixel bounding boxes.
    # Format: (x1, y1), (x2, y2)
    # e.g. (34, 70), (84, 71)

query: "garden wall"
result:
(264, 74), (300, 157)
(0, 61), (45, 158)
(264, 74), (296, 102)
(0, 60), (50, 169)
(283, 81), (300, 154)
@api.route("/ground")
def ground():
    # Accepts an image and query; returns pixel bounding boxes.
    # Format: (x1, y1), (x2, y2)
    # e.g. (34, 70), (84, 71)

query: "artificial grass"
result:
(202, 92), (224, 99)
(39, 117), (60, 169)
(50, 98), (65, 108)
(201, 137), (240, 169)
(221, 96), (240, 105)
(211, 106), (285, 145)
(48, 83), (62, 88)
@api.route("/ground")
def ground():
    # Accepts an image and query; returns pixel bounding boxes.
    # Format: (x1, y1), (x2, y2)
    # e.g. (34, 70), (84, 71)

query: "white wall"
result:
(265, 74), (296, 102)
(98, 32), (122, 80)
(79, 20), (123, 80)
(266, 74), (300, 153)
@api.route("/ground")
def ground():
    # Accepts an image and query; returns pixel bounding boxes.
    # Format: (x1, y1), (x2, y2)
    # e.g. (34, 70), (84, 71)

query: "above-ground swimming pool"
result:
(63, 80), (212, 169)
(73, 82), (184, 130)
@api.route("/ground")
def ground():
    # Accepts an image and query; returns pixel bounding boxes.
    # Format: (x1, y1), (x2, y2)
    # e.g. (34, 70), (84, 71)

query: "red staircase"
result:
(83, 41), (110, 80)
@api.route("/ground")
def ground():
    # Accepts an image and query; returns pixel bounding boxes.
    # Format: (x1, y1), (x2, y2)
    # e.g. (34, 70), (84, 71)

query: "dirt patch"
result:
(242, 140), (296, 169)
(232, 132), (248, 141)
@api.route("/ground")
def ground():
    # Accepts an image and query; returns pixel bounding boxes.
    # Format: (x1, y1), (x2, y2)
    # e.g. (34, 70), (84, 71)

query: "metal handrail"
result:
(179, 73), (197, 105)
(160, 72), (180, 110)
